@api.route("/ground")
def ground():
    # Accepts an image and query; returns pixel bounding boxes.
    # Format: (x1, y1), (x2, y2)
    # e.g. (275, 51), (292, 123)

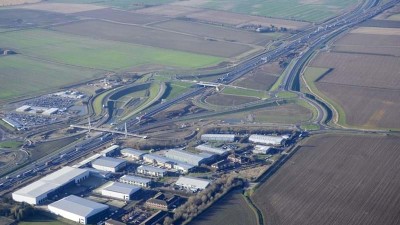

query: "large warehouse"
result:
(48, 195), (109, 225)
(249, 134), (287, 146)
(165, 149), (215, 166)
(201, 134), (235, 142)
(102, 182), (141, 200)
(175, 176), (210, 192)
(12, 166), (89, 205)
(92, 157), (126, 172)
(195, 144), (230, 155)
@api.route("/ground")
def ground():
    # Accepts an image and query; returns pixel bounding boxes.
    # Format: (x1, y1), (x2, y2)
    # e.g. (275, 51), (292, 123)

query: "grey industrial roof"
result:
(120, 175), (151, 184)
(137, 165), (166, 173)
(175, 176), (210, 190)
(100, 145), (119, 155)
(103, 182), (140, 195)
(13, 166), (89, 199)
(48, 195), (108, 218)
(121, 148), (146, 157)
(165, 149), (214, 165)
(143, 154), (172, 164)
(196, 144), (230, 155)
(92, 157), (126, 168)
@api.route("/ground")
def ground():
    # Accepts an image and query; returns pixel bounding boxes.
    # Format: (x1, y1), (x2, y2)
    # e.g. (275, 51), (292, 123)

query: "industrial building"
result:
(253, 145), (272, 154)
(165, 149), (215, 166)
(92, 157), (126, 172)
(175, 176), (210, 192)
(12, 167), (89, 205)
(48, 195), (109, 225)
(101, 145), (120, 157)
(2, 117), (23, 130)
(42, 108), (59, 116)
(201, 134), (235, 142)
(72, 154), (102, 168)
(249, 134), (287, 146)
(121, 148), (146, 160)
(119, 175), (152, 187)
(137, 165), (166, 177)
(195, 144), (230, 155)
(143, 154), (174, 168)
(16, 105), (31, 112)
(101, 182), (141, 200)
(173, 162), (194, 174)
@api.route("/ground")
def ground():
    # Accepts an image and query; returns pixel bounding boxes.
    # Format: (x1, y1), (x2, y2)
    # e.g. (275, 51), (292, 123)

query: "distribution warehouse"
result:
(175, 176), (210, 192)
(48, 195), (109, 224)
(165, 149), (215, 166)
(92, 157), (126, 172)
(121, 148), (146, 160)
(120, 175), (152, 187)
(12, 167), (89, 205)
(248, 134), (288, 146)
(201, 134), (235, 142)
(101, 182), (141, 200)
(137, 165), (166, 177)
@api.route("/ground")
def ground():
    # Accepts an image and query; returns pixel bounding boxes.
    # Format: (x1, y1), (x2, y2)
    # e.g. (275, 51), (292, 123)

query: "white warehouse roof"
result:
(103, 182), (140, 195)
(13, 167), (89, 204)
(121, 148), (146, 157)
(249, 134), (287, 145)
(137, 165), (166, 173)
(120, 175), (151, 184)
(100, 145), (119, 156)
(175, 176), (210, 190)
(201, 134), (235, 141)
(48, 195), (108, 218)
(92, 157), (126, 168)
(195, 144), (230, 155)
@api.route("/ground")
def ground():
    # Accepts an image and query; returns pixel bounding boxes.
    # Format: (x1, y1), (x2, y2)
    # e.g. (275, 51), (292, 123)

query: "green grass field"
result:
(202, 0), (358, 22)
(48, 0), (175, 9)
(222, 87), (269, 99)
(164, 81), (193, 101)
(0, 29), (223, 71)
(303, 66), (346, 125)
(277, 91), (297, 98)
(19, 213), (67, 225)
(93, 89), (114, 116)
(0, 55), (101, 100)
(0, 140), (23, 149)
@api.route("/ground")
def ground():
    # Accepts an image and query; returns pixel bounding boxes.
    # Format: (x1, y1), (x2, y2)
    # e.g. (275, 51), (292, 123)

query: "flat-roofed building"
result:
(121, 148), (145, 160)
(201, 134), (235, 142)
(249, 134), (287, 146)
(253, 145), (272, 154)
(48, 195), (109, 225)
(12, 167), (89, 205)
(137, 165), (166, 177)
(42, 108), (58, 116)
(119, 175), (152, 187)
(165, 149), (215, 166)
(142, 154), (174, 168)
(2, 118), (23, 130)
(195, 144), (230, 155)
(175, 176), (210, 192)
(16, 105), (31, 112)
(100, 145), (120, 157)
(92, 157), (126, 173)
(145, 193), (179, 211)
(101, 182), (140, 200)
(173, 162), (194, 174)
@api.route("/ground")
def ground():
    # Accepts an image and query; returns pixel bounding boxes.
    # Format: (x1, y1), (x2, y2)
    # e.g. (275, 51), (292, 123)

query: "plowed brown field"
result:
(253, 134), (400, 225)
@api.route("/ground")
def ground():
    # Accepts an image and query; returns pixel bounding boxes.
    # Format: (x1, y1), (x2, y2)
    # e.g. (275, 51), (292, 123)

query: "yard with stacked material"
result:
(304, 24), (400, 129)
(253, 134), (400, 225)
(190, 190), (258, 225)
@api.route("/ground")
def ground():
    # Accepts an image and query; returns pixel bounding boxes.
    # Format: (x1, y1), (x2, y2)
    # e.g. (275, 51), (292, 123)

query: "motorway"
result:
(1, 0), (398, 192)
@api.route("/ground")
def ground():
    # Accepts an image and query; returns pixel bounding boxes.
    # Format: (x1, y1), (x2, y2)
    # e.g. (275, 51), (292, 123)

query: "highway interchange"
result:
(1, 0), (399, 193)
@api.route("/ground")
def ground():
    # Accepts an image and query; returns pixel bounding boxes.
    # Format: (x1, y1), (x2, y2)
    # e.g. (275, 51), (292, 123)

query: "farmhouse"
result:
(92, 157), (126, 172)
(119, 175), (152, 187)
(48, 195), (109, 225)
(175, 176), (210, 192)
(12, 167), (89, 205)
(101, 182), (141, 200)
(137, 165), (166, 177)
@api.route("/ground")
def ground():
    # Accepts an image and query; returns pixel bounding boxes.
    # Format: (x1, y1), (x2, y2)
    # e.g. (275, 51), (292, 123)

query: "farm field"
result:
(306, 52), (400, 128)
(232, 62), (283, 90)
(9, 2), (106, 13)
(0, 0), (40, 6)
(0, 9), (77, 28)
(190, 190), (258, 225)
(0, 29), (223, 70)
(171, 0), (359, 22)
(253, 134), (400, 225)
(45, 0), (175, 9)
(0, 55), (101, 100)
(73, 8), (166, 24)
(52, 20), (253, 58)
(150, 20), (278, 45)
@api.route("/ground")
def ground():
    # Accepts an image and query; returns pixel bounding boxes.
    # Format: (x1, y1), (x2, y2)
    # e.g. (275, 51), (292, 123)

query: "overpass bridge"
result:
(70, 121), (147, 139)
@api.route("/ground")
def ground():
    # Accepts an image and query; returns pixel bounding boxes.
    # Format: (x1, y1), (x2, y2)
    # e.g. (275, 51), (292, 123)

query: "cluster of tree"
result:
(165, 174), (244, 225)
(0, 198), (34, 221)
